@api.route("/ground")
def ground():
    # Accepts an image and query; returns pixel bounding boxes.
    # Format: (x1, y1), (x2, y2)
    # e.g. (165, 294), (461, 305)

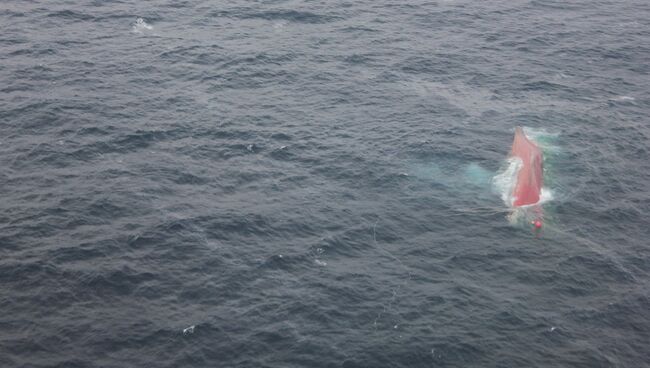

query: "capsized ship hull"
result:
(511, 127), (543, 207)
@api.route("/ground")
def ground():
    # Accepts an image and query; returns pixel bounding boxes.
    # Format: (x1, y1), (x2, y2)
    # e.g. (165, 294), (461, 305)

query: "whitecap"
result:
(610, 95), (635, 102)
(183, 325), (195, 335)
(132, 18), (153, 33)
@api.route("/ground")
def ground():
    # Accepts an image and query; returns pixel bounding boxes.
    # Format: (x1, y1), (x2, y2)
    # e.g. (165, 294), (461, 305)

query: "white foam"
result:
(183, 325), (195, 335)
(538, 187), (554, 204)
(610, 95), (635, 102)
(132, 18), (153, 33)
(492, 156), (522, 207)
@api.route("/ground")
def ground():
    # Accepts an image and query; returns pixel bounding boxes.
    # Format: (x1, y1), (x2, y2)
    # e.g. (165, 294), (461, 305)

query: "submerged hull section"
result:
(511, 127), (543, 206)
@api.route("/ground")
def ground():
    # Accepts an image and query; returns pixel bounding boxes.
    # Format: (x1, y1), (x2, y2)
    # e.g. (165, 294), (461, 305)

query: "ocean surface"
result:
(1, 1), (649, 367)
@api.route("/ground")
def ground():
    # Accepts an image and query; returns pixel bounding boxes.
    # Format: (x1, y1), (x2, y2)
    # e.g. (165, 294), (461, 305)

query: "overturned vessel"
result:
(510, 127), (544, 207)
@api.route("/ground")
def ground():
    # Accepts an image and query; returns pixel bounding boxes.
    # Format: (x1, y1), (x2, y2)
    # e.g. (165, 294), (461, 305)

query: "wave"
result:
(132, 18), (153, 33)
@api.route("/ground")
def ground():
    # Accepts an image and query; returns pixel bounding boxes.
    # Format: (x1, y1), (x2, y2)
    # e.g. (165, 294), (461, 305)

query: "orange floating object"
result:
(511, 127), (543, 207)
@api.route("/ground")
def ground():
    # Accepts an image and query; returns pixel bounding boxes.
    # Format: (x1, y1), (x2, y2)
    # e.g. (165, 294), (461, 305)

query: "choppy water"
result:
(2, 1), (650, 367)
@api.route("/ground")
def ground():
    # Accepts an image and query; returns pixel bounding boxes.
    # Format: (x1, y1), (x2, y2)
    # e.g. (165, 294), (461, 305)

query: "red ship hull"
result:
(511, 127), (543, 207)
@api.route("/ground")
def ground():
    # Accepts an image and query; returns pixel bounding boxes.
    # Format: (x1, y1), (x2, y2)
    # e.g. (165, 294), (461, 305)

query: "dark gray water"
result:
(2, 1), (650, 367)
